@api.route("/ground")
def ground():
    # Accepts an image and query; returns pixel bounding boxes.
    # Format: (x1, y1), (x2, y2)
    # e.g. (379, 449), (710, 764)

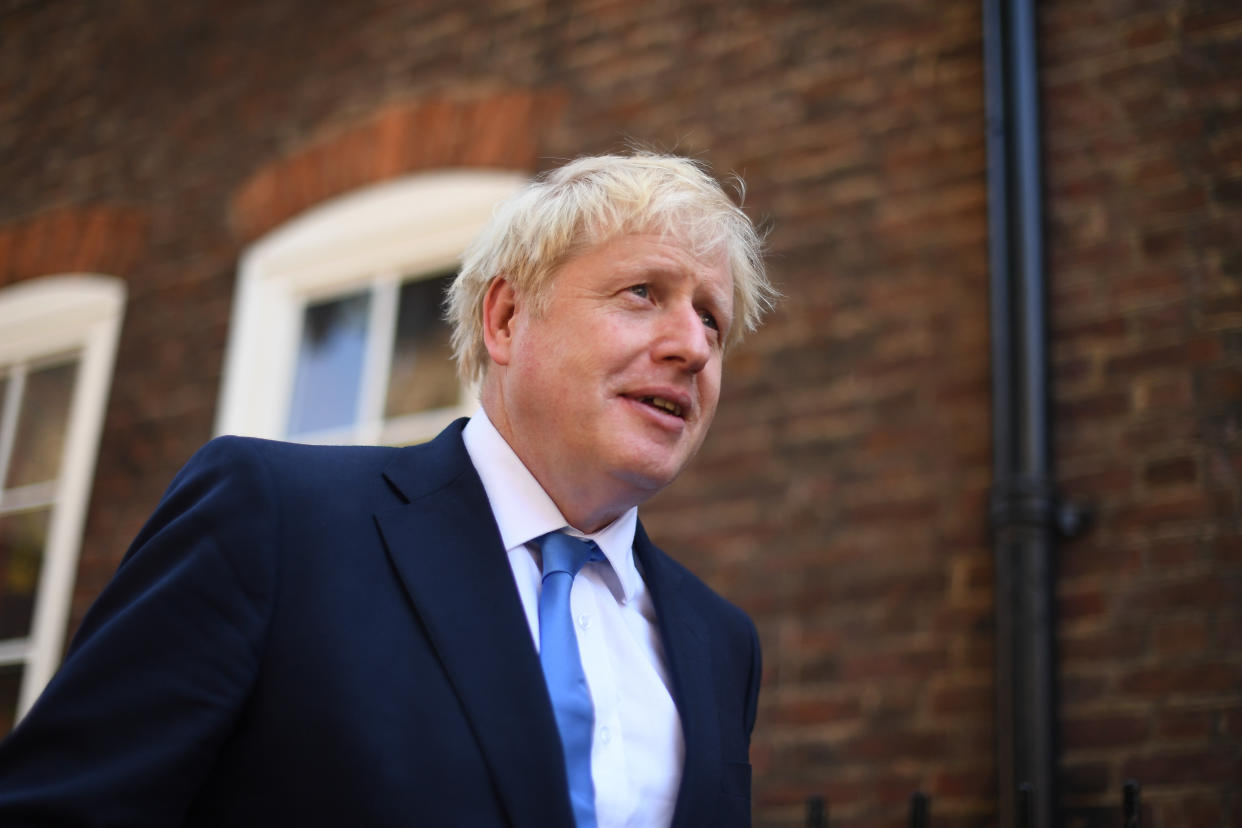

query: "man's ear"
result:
(482, 277), (518, 366)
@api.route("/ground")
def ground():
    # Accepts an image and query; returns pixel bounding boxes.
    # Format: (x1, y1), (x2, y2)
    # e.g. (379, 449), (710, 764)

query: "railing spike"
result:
(805, 794), (827, 828)
(909, 791), (930, 828)
(1123, 779), (1141, 828)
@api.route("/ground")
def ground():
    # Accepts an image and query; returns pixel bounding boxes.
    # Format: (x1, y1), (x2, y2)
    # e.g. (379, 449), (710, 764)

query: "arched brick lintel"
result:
(231, 90), (568, 243)
(0, 207), (148, 289)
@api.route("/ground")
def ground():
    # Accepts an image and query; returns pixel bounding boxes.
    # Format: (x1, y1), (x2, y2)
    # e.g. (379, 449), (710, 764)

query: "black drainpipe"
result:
(983, 1), (1089, 826)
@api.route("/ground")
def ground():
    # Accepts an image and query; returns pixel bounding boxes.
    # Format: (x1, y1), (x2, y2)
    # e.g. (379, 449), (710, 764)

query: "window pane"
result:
(0, 508), (49, 641)
(287, 292), (370, 437)
(384, 274), (459, 419)
(0, 662), (22, 736)
(5, 359), (78, 489)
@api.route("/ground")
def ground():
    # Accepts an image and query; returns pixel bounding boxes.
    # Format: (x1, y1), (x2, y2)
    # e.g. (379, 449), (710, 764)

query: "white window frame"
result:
(216, 170), (526, 444)
(0, 274), (125, 719)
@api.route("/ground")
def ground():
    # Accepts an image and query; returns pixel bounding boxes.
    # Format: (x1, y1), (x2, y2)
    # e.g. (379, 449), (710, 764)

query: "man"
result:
(0, 153), (776, 827)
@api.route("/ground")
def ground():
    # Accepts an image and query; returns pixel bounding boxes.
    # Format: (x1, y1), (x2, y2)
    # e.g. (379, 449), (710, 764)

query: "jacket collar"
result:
(376, 420), (575, 828)
(633, 522), (720, 828)
(378, 420), (719, 828)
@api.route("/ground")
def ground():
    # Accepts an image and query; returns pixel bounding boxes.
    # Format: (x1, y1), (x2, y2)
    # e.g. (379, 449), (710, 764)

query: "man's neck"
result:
(478, 394), (644, 534)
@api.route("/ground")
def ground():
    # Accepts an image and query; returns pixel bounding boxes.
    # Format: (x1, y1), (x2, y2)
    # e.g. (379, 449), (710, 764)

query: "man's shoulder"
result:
(197, 420), (469, 475)
(194, 434), (401, 470)
(176, 435), (397, 493)
(172, 419), (473, 504)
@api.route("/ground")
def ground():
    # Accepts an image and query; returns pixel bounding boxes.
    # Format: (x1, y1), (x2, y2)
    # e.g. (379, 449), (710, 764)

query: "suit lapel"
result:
(374, 421), (574, 828)
(634, 523), (721, 828)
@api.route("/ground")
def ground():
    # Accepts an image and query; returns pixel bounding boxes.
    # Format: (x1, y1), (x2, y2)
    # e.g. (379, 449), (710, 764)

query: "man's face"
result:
(492, 232), (733, 527)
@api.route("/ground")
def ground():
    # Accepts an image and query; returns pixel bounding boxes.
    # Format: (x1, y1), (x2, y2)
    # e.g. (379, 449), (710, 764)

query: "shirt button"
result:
(599, 726), (611, 744)
(577, 613), (590, 630)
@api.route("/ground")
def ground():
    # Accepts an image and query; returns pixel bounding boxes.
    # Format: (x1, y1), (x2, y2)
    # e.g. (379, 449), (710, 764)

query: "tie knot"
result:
(540, 532), (603, 579)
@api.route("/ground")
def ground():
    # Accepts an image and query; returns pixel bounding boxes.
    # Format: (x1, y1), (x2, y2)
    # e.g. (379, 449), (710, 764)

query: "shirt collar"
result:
(462, 408), (641, 604)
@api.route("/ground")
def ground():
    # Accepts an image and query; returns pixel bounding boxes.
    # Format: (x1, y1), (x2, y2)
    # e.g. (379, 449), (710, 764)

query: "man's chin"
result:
(610, 453), (693, 498)
(600, 427), (705, 490)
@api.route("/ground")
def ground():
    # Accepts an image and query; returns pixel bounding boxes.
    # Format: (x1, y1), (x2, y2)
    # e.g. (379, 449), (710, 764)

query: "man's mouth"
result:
(634, 396), (685, 418)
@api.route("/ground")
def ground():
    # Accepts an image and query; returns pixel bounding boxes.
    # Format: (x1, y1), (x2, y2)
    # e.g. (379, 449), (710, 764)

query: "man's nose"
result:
(653, 302), (711, 373)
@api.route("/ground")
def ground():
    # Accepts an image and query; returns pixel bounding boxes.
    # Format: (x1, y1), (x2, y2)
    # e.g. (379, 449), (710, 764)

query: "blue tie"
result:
(538, 532), (604, 828)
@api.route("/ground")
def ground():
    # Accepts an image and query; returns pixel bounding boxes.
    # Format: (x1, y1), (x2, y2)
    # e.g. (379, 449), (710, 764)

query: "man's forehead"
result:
(581, 228), (732, 277)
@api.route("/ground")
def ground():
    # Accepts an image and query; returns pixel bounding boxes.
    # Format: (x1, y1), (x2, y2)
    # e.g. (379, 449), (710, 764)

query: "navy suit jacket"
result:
(0, 420), (760, 827)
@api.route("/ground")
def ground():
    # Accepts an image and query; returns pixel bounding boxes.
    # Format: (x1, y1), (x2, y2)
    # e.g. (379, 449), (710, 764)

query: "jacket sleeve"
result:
(0, 437), (280, 827)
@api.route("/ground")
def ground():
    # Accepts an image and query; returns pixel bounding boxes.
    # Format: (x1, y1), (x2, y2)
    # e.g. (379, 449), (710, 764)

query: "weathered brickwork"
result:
(231, 92), (567, 242)
(1042, 3), (1242, 826)
(0, 207), (147, 288)
(1, 0), (1237, 825)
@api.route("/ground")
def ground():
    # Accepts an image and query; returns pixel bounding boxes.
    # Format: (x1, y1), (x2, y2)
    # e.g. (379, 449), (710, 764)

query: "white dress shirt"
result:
(462, 410), (684, 828)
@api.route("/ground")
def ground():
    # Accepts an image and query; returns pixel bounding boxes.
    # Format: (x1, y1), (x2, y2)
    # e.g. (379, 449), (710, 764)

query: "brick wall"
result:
(230, 92), (566, 242)
(1, 0), (1237, 825)
(1042, 2), (1242, 826)
(0, 207), (147, 288)
(641, 4), (998, 824)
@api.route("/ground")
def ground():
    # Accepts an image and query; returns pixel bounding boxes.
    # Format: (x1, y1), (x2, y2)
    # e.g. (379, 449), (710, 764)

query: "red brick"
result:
(838, 646), (947, 682)
(1113, 494), (1215, 532)
(1119, 415), (1196, 451)
(1182, 9), (1242, 36)
(1158, 794), (1230, 828)
(1057, 390), (1131, 424)
(1132, 375), (1193, 411)
(1060, 626), (1145, 664)
(846, 728), (949, 763)
(1052, 314), (1128, 343)
(1200, 366), (1242, 403)
(1120, 662), (1242, 697)
(1132, 302), (1187, 342)
(1145, 539), (1201, 568)
(1105, 338), (1223, 378)
(1155, 707), (1215, 742)
(1217, 611), (1242, 651)
(1061, 713), (1148, 750)
(928, 681), (992, 716)
(1220, 705), (1242, 738)
(0, 207), (148, 282)
(1059, 470), (1134, 504)
(1060, 672), (1111, 706)
(1060, 761), (1110, 796)
(1058, 587), (1110, 623)
(930, 766), (995, 799)
(1134, 573), (1241, 613)
(1122, 747), (1242, 786)
(766, 696), (862, 727)
(230, 92), (563, 241)
(1215, 536), (1242, 564)
(1123, 16), (1174, 49)
(1152, 615), (1212, 656)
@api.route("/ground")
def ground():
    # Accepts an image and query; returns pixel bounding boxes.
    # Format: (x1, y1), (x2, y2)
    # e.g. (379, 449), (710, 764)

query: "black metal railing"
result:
(802, 780), (1141, 827)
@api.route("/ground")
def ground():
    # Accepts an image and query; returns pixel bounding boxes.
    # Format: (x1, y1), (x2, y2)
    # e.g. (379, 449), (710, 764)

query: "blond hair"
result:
(447, 152), (775, 385)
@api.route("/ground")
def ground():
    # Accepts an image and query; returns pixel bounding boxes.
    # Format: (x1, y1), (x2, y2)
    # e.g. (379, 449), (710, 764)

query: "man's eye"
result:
(629, 284), (650, 298)
(700, 310), (719, 331)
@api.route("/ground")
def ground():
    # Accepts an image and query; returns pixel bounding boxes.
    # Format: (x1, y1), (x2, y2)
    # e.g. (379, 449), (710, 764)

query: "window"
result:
(217, 170), (526, 445)
(0, 275), (125, 732)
